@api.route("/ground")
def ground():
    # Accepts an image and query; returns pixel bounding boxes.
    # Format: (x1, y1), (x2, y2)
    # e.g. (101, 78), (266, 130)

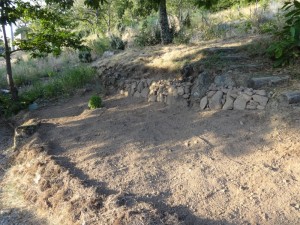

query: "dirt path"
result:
(22, 93), (300, 225)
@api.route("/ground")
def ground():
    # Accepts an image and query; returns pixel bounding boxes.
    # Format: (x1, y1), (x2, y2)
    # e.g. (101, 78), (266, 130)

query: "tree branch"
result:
(10, 48), (23, 55)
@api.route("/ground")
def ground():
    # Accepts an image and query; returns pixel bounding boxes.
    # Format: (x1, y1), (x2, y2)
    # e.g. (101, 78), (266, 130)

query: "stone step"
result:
(229, 64), (266, 70)
(282, 91), (300, 104)
(248, 76), (290, 89)
(206, 47), (240, 54)
(219, 55), (250, 61)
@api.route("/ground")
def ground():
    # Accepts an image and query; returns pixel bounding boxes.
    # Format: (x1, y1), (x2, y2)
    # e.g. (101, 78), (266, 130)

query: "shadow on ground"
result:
(0, 208), (47, 225)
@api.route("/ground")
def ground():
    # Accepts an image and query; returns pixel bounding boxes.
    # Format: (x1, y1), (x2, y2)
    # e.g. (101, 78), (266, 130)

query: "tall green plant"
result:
(267, 0), (300, 66)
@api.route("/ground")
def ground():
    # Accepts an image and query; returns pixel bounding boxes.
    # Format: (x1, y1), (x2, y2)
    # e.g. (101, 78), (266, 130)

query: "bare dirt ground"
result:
(1, 36), (300, 224)
(5, 91), (298, 225)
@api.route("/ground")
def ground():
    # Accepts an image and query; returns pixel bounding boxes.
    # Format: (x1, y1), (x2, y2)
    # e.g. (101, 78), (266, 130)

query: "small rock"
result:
(137, 81), (144, 93)
(257, 105), (265, 110)
(234, 96), (248, 110)
(228, 89), (238, 99)
(14, 119), (41, 149)
(157, 93), (164, 102)
(244, 89), (253, 96)
(147, 79), (153, 86)
(209, 91), (223, 110)
(133, 91), (141, 98)
(209, 83), (218, 91)
(141, 88), (149, 98)
(148, 95), (157, 102)
(158, 86), (164, 94)
(221, 88), (229, 94)
(184, 85), (190, 94)
(200, 96), (208, 110)
(252, 94), (269, 106)
(149, 89), (157, 95)
(255, 90), (267, 96)
(168, 86), (178, 96)
(102, 51), (114, 57)
(181, 64), (194, 81)
(28, 103), (38, 111)
(207, 91), (216, 98)
(0, 89), (10, 94)
(183, 94), (190, 99)
(222, 96), (234, 110)
(130, 82), (137, 96)
(246, 100), (258, 110)
(177, 86), (184, 95)
(241, 93), (252, 102)
(192, 91), (200, 97)
(124, 91), (129, 97)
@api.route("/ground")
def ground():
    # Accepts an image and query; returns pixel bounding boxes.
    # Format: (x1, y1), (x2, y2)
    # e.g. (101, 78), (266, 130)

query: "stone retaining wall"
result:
(118, 78), (270, 110)
(200, 83), (269, 110)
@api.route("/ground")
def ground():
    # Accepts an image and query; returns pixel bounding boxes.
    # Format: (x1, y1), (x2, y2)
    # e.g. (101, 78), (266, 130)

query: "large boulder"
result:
(191, 72), (213, 100)
(209, 91), (223, 110)
(248, 76), (290, 89)
(214, 74), (236, 87)
(282, 91), (300, 104)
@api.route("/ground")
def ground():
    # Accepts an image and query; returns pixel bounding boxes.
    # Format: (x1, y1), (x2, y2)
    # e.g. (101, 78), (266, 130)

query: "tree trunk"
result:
(159, 0), (173, 44)
(1, 23), (18, 101)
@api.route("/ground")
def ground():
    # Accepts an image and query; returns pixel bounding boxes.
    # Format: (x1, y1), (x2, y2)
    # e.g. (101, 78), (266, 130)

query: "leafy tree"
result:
(0, 0), (105, 101)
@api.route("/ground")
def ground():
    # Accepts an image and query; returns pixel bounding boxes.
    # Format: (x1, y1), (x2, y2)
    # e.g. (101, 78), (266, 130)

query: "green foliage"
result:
(267, 0), (300, 67)
(88, 37), (110, 55)
(79, 49), (92, 62)
(195, 0), (258, 11)
(173, 28), (192, 44)
(88, 95), (102, 109)
(0, 65), (96, 117)
(0, 93), (23, 117)
(110, 35), (125, 50)
(0, 53), (80, 88)
(134, 15), (161, 47)
(258, 21), (277, 34)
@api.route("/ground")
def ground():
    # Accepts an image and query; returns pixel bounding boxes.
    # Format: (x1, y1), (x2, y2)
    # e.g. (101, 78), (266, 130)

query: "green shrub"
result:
(134, 16), (161, 47)
(267, 1), (300, 66)
(173, 28), (192, 44)
(21, 66), (96, 101)
(79, 49), (92, 63)
(88, 37), (110, 55)
(0, 94), (23, 117)
(258, 21), (277, 34)
(110, 35), (125, 50)
(88, 95), (102, 109)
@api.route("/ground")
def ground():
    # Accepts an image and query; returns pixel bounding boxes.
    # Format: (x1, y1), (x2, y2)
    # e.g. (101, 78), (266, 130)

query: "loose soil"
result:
(5, 91), (299, 225)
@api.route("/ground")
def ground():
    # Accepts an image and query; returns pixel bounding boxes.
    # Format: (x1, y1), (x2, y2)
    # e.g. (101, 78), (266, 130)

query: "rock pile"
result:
(119, 79), (192, 107)
(200, 83), (269, 110)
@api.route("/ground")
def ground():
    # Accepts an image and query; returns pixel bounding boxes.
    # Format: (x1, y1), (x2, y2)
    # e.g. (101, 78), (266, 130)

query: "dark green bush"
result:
(79, 49), (92, 63)
(134, 17), (161, 47)
(110, 35), (125, 50)
(0, 94), (23, 117)
(88, 95), (102, 109)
